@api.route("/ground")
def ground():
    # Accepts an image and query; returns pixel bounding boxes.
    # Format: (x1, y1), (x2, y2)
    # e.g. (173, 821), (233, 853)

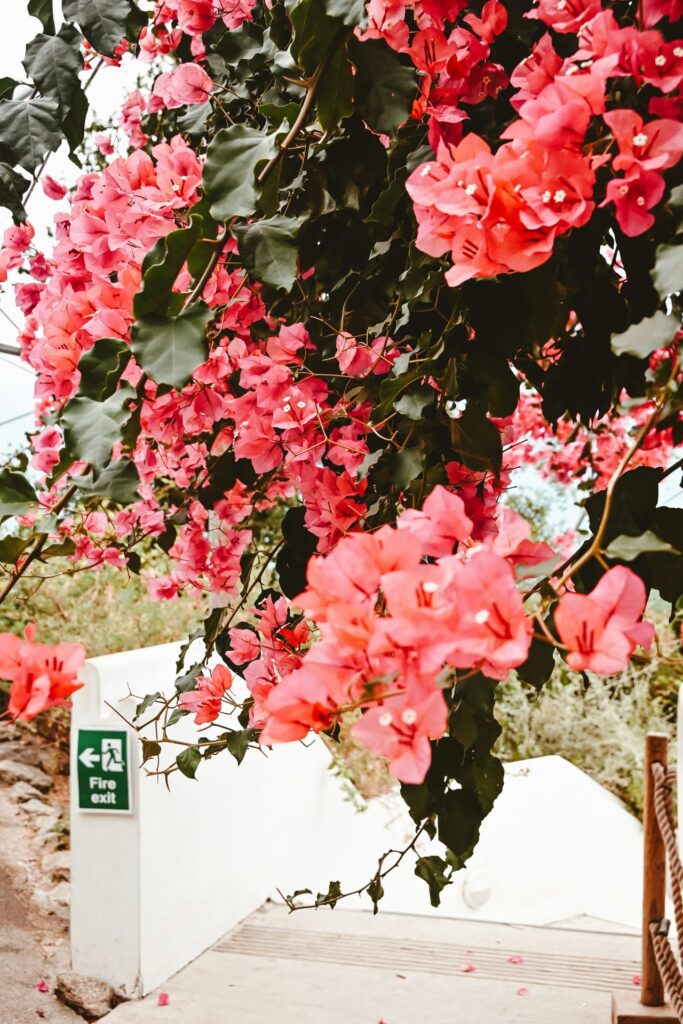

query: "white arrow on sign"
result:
(79, 748), (100, 768)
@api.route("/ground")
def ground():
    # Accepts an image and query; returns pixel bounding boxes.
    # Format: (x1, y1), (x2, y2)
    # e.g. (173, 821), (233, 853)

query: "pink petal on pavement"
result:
(507, 954), (524, 964)
(36, 981), (49, 993)
(460, 962), (476, 973)
(158, 992), (170, 1006)
(632, 975), (642, 986)
(516, 987), (530, 996)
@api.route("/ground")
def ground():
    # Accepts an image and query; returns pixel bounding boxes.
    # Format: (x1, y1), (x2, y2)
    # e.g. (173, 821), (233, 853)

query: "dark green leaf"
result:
(317, 43), (354, 132)
(62, 384), (134, 472)
(324, 0), (367, 27)
(316, 879), (342, 909)
(393, 386), (434, 420)
(415, 855), (452, 908)
(23, 25), (83, 114)
(516, 636), (556, 690)
(351, 39), (416, 138)
(61, 82), (88, 160)
(135, 215), (205, 317)
(0, 98), (61, 172)
(605, 530), (679, 561)
(452, 405), (503, 475)
(0, 78), (18, 101)
(652, 243), (682, 299)
(176, 746), (201, 779)
(28, 0), (56, 33)
(0, 535), (30, 564)
(611, 310), (679, 359)
(203, 124), (278, 221)
(61, 0), (137, 57)
(290, 0), (340, 76)
(135, 691), (162, 719)
(141, 739), (162, 765)
(0, 163), (30, 221)
(367, 874), (384, 914)
(235, 215), (300, 291)
(80, 458), (141, 504)
(0, 470), (37, 517)
(77, 337), (131, 400)
(437, 789), (483, 868)
(131, 302), (212, 389)
(225, 729), (253, 765)
(389, 447), (424, 489)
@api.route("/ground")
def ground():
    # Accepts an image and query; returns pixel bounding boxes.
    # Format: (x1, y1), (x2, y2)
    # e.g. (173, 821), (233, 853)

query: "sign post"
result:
(76, 727), (132, 814)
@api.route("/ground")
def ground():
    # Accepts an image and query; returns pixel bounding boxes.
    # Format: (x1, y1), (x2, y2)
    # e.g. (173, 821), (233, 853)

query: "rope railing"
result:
(627, 733), (683, 1023)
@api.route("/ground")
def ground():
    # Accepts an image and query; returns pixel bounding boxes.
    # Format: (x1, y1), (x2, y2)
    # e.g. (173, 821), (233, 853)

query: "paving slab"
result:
(104, 902), (644, 1023)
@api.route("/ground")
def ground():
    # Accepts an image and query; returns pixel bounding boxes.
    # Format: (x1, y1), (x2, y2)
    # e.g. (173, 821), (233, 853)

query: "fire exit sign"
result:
(76, 728), (132, 813)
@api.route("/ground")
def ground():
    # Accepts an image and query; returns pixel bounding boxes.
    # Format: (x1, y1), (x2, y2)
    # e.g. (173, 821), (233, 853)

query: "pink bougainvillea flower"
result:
(151, 62), (213, 109)
(42, 176), (67, 200)
(179, 664), (232, 724)
(526, 0), (601, 33)
(603, 168), (666, 237)
(351, 688), (448, 784)
(604, 110), (683, 174)
(0, 624), (85, 722)
(397, 485), (473, 557)
(555, 566), (654, 675)
(259, 663), (348, 744)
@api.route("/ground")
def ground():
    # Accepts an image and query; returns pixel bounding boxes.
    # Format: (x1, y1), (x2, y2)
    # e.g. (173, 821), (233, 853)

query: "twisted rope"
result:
(650, 761), (683, 1020)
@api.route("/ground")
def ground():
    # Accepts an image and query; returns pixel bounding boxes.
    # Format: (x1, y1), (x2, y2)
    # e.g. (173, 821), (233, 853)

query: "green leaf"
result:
(367, 874), (384, 914)
(61, 82), (88, 160)
(62, 385), (134, 472)
(61, 0), (138, 57)
(351, 39), (416, 138)
(324, 0), (367, 27)
(317, 43), (354, 132)
(225, 729), (253, 765)
(23, 25), (83, 114)
(415, 855), (452, 908)
(77, 337), (131, 400)
(0, 78), (18, 101)
(0, 163), (30, 221)
(176, 746), (201, 780)
(0, 470), (37, 517)
(604, 530), (679, 561)
(290, 0), (340, 76)
(652, 243), (683, 300)
(131, 303), (212, 389)
(235, 215), (300, 291)
(516, 636), (556, 690)
(452, 405), (503, 475)
(316, 879), (342, 909)
(79, 458), (141, 504)
(135, 216), (205, 317)
(611, 310), (679, 359)
(0, 535), (30, 564)
(28, 0), (56, 33)
(389, 447), (424, 489)
(135, 691), (162, 719)
(437, 789), (484, 868)
(203, 124), (278, 222)
(393, 386), (434, 420)
(0, 98), (61, 173)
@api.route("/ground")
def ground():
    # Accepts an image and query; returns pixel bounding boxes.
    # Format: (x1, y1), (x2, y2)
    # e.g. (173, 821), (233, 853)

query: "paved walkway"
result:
(105, 902), (643, 1023)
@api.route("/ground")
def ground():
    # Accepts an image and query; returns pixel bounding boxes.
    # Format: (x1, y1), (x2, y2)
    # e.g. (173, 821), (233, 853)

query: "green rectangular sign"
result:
(77, 728), (132, 813)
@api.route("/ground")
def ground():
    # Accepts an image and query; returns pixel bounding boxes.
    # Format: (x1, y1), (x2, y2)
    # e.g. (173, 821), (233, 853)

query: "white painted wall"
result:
(71, 642), (648, 996)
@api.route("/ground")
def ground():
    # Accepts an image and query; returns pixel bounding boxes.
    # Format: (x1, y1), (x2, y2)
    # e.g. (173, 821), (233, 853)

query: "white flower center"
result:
(553, 189), (566, 203)
(636, 197), (646, 206)
(474, 609), (490, 625)
(633, 133), (648, 147)
(465, 183), (477, 195)
(378, 712), (393, 727)
(542, 190), (552, 203)
(619, 185), (629, 195)
(283, 404), (291, 412)
(422, 580), (439, 593)
(674, 48), (683, 58)
(655, 54), (667, 66)
(401, 708), (418, 725)
(297, 401), (306, 409)
(420, 164), (432, 177)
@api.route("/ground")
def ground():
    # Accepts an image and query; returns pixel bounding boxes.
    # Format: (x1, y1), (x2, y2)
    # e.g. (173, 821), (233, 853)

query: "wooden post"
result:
(642, 733), (669, 1007)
